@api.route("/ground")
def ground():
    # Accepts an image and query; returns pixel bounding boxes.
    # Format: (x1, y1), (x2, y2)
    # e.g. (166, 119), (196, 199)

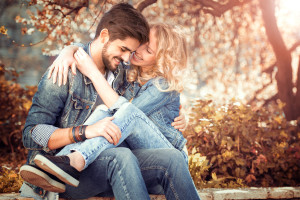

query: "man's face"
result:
(102, 37), (140, 72)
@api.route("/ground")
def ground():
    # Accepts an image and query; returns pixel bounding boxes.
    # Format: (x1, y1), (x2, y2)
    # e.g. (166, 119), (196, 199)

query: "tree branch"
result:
(45, 0), (89, 10)
(262, 40), (300, 74)
(247, 80), (273, 105)
(197, 0), (252, 17)
(262, 93), (278, 107)
(134, 0), (157, 12)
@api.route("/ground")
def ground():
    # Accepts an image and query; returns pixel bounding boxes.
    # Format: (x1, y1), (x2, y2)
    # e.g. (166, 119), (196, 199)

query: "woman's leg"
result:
(64, 100), (174, 169)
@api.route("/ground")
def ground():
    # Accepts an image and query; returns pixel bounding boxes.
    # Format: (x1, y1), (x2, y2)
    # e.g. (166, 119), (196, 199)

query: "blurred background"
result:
(1, 0), (300, 118)
(1, 0), (300, 110)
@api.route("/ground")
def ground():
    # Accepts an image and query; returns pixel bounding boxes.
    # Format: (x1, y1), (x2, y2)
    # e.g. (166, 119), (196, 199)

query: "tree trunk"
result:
(259, 0), (296, 120)
(295, 57), (300, 119)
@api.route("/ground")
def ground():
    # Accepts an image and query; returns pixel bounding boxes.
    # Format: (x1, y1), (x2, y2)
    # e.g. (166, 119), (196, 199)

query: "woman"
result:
(35, 23), (198, 199)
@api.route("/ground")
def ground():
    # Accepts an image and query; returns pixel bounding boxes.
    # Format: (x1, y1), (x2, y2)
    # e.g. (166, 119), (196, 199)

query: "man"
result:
(19, 3), (192, 200)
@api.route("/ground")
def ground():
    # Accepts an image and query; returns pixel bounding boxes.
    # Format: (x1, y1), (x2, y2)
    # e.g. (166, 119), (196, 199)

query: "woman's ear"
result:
(99, 28), (110, 44)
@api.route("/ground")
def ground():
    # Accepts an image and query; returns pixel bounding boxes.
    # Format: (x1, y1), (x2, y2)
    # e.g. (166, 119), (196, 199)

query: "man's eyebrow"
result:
(122, 46), (133, 52)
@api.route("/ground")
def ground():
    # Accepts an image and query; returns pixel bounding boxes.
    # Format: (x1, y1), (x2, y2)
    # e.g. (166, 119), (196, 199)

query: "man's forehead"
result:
(113, 37), (140, 51)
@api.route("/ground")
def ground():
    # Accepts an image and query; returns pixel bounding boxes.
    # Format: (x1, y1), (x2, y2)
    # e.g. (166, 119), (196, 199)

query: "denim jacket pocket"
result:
(61, 94), (92, 127)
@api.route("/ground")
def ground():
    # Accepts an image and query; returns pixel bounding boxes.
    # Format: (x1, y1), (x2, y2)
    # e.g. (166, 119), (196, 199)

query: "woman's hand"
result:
(85, 117), (121, 145)
(48, 45), (79, 86)
(74, 47), (100, 80)
(172, 106), (187, 132)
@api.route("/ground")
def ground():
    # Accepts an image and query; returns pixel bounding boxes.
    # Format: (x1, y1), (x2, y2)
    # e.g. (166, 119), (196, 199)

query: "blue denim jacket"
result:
(119, 77), (187, 150)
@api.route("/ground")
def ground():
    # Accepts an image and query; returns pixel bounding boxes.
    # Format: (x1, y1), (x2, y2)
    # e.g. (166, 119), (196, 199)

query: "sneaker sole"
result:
(20, 165), (65, 193)
(34, 155), (79, 187)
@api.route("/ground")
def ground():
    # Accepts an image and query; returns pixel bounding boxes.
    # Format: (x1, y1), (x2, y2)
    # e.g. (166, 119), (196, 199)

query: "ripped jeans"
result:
(56, 96), (187, 169)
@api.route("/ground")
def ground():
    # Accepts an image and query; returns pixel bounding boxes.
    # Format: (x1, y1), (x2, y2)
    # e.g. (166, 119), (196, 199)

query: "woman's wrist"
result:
(89, 70), (106, 83)
(85, 125), (92, 139)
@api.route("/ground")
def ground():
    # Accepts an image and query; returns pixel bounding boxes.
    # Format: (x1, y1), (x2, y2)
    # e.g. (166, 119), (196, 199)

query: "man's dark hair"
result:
(94, 3), (149, 44)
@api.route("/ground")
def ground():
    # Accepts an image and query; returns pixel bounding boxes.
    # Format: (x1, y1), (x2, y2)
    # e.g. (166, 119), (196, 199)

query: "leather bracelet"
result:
(72, 127), (79, 143)
(79, 125), (87, 141)
(75, 126), (82, 142)
(69, 127), (75, 143)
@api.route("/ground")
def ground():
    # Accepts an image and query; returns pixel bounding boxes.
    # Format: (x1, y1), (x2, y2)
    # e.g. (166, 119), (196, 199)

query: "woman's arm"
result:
(74, 48), (120, 108)
(74, 48), (188, 129)
(48, 45), (80, 86)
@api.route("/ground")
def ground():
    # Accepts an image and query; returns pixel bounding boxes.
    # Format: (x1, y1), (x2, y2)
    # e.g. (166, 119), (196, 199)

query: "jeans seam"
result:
(120, 113), (173, 149)
(140, 166), (180, 200)
(95, 156), (131, 200)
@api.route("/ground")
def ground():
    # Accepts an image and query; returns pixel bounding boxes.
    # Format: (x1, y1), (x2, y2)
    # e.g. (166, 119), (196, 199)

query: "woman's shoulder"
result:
(147, 77), (178, 93)
(146, 77), (167, 86)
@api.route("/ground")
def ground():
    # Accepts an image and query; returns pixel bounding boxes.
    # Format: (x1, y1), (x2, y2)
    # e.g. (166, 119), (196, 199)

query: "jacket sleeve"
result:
(130, 79), (179, 116)
(22, 68), (70, 151)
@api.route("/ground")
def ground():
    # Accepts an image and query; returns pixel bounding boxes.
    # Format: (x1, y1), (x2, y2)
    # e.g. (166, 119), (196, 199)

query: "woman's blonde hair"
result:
(127, 23), (188, 92)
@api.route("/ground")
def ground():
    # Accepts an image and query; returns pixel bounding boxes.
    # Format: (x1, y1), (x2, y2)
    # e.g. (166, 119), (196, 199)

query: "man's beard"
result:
(102, 42), (122, 72)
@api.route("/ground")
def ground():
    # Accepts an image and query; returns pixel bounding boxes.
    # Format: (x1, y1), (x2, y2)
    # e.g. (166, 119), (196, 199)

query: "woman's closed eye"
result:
(147, 47), (152, 54)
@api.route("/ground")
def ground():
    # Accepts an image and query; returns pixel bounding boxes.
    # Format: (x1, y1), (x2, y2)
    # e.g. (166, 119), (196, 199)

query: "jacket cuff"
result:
(108, 96), (128, 114)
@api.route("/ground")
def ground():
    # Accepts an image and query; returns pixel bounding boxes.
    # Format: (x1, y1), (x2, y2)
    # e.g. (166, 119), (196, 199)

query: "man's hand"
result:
(85, 117), (121, 145)
(172, 106), (187, 132)
(48, 45), (79, 86)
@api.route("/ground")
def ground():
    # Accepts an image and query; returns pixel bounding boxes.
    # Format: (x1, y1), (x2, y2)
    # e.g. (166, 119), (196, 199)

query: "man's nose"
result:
(121, 52), (131, 63)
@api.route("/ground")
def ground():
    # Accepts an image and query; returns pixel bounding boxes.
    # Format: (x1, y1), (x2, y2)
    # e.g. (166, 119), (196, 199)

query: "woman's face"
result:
(130, 28), (157, 69)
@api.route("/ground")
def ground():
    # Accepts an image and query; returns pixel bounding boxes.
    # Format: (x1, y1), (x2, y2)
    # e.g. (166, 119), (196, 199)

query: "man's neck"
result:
(90, 40), (106, 75)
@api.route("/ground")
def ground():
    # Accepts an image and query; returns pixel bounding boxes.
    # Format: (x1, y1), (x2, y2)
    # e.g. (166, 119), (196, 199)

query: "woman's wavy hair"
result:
(127, 23), (189, 93)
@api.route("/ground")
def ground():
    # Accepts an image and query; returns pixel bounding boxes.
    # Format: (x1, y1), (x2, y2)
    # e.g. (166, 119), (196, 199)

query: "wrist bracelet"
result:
(72, 127), (79, 143)
(69, 127), (75, 143)
(75, 126), (82, 142)
(79, 125), (87, 141)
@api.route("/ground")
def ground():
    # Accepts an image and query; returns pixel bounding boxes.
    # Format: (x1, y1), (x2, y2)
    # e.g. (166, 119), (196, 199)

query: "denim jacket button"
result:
(86, 105), (90, 109)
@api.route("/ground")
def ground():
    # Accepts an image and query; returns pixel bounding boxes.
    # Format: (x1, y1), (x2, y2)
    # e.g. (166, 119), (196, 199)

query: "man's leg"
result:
(132, 148), (201, 200)
(61, 147), (150, 200)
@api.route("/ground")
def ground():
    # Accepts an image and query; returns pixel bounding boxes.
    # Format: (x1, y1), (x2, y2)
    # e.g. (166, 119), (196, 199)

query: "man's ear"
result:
(99, 29), (110, 44)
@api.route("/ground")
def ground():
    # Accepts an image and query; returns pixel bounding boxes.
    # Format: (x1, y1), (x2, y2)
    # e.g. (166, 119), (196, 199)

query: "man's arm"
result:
(23, 69), (71, 150)
(23, 69), (121, 151)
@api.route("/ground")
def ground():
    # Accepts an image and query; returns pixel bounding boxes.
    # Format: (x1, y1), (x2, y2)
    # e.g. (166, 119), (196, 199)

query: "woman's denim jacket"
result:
(119, 76), (187, 150)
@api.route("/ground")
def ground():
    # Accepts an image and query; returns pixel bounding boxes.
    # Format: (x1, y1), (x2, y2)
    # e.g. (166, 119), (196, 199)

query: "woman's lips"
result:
(133, 53), (142, 61)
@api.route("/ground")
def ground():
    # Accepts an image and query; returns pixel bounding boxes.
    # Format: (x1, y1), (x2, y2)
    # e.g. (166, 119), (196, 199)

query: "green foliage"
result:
(0, 64), (37, 159)
(186, 99), (300, 188)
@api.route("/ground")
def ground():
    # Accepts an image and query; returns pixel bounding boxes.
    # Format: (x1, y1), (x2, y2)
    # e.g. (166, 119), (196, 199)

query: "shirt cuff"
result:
(31, 124), (58, 148)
